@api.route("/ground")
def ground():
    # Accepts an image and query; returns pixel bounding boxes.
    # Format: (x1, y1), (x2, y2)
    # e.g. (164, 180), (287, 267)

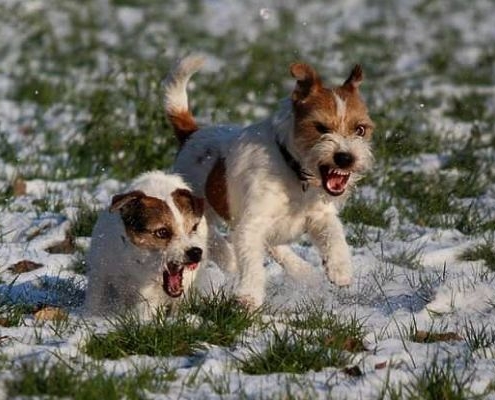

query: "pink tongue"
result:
(326, 174), (347, 192)
(168, 272), (182, 292)
(186, 262), (198, 271)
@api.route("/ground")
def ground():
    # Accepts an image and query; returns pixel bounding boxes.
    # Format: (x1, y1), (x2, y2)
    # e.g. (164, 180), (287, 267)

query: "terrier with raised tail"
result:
(164, 55), (374, 308)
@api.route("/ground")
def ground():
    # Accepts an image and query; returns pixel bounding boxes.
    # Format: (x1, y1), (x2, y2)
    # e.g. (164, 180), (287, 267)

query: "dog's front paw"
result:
(328, 270), (353, 286)
(235, 287), (264, 310)
(326, 261), (353, 287)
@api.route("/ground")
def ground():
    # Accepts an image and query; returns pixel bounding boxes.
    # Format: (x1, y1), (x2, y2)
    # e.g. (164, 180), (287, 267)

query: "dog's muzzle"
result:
(162, 247), (203, 297)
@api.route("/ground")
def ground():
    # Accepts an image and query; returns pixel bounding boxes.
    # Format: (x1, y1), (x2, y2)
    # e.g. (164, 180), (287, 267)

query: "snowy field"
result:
(1, 0), (495, 398)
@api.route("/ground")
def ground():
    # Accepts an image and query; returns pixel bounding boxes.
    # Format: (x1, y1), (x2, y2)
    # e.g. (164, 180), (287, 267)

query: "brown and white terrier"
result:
(85, 171), (207, 318)
(164, 55), (374, 308)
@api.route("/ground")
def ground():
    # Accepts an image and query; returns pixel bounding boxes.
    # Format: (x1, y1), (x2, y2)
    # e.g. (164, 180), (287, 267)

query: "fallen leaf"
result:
(13, 177), (26, 196)
(0, 318), (10, 327)
(324, 336), (365, 352)
(343, 365), (363, 377)
(8, 260), (43, 274)
(412, 330), (463, 343)
(34, 306), (68, 321)
(375, 361), (387, 370)
(45, 236), (76, 254)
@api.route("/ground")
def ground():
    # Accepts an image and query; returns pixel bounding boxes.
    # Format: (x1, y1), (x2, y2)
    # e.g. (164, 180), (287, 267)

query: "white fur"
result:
(84, 171), (208, 318)
(167, 58), (373, 308)
(164, 55), (205, 115)
(333, 91), (347, 122)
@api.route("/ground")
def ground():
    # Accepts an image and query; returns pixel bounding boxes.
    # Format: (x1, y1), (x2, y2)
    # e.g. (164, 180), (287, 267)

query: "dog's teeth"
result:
(330, 169), (350, 177)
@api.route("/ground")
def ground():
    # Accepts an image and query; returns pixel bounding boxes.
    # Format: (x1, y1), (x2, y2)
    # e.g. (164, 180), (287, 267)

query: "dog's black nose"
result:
(185, 247), (203, 263)
(334, 152), (355, 169)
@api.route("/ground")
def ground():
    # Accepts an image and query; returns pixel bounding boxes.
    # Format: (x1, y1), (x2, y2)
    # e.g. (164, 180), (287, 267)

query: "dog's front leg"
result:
(307, 208), (353, 286)
(268, 244), (313, 278)
(232, 218), (268, 308)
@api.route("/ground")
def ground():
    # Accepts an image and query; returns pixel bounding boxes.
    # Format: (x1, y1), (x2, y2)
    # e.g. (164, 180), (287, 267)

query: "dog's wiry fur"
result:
(85, 171), (207, 318)
(165, 55), (374, 307)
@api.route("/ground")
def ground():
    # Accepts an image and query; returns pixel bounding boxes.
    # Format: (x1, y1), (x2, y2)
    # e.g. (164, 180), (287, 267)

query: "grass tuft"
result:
(463, 320), (495, 356)
(459, 241), (495, 271)
(69, 204), (100, 238)
(85, 290), (260, 359)
(380, 357), (478, 400)
(182, 289), (262, 347)
(6, 360), (174, 399)
(240, 302), (366, 374)
(85, 308), (208, 359)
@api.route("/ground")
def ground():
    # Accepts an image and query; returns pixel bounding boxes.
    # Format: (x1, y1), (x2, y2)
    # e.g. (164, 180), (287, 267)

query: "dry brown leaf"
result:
(0, 318), (10, 327)
(375, 361), (387, 370)
(13, 177), (26, 196)
(413, 330), (463, 343)
(34, 306), (68, 321)
(45, 236), (76, 254)
(324, 336), (365, 352)
(8, 260), (43, 274)
(343, 365), (363, 377)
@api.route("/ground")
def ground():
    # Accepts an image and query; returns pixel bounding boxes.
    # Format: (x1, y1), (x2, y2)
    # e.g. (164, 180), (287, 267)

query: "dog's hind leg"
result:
(268, 245), (313, 278)
(232, 215), (272, 308)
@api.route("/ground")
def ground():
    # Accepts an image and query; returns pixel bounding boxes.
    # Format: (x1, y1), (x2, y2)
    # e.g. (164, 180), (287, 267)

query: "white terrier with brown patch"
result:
(85, 171), (207, 318)
(164, 55), (374, 308)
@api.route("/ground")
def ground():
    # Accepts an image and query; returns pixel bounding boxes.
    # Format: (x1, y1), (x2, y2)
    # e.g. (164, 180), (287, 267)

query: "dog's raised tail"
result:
(164, 54), (205, 145)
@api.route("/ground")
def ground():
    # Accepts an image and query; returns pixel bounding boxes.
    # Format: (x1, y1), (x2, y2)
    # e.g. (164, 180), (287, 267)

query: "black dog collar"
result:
(277, 141), (313, 191)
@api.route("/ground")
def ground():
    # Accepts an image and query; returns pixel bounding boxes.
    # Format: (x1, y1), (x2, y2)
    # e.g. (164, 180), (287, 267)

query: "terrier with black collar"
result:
(164, 55), (374, 307)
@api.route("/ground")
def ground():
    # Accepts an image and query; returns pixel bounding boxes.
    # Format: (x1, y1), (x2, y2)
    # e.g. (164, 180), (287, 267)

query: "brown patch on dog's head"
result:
(342, 64), (363, 90)
(205, 158), (230, 221)
(110, 190), (177, 250)
(290, 63), (322, 103)
(171, 188), (204, 233)
(290, 63), (374, 152)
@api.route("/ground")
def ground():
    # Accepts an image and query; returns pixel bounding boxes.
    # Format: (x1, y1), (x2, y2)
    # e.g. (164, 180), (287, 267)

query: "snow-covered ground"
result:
(1, 0), (495, 398)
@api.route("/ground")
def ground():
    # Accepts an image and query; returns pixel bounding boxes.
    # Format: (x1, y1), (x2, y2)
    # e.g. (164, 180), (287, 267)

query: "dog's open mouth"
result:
(162, 262), (199, 297)
(162, 266), (183, 298)
(319, 165), (351, 196)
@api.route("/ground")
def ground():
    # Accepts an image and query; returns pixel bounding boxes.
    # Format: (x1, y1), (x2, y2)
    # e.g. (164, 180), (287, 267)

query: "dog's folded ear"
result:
(171, 188), (205, 219)
(290, 62), (322, 102)
(110, 190), (146, 213)
(343, 64), (363, 90)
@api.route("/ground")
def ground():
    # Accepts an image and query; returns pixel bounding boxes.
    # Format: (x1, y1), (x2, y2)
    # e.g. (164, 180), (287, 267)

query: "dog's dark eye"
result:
(355, 125), (366, 137)
(191, 222), (199, 233)
(154, 228), (171, 239)
(314, 122), (331, 134)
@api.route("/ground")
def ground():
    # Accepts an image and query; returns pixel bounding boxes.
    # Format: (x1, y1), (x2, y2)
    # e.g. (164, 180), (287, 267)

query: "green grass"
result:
(240, 303), (366, 374)
(341, 197), (391, 228)
(463, 320), (495, 356)
(6, 360), (174, 399)
(0, 300), (34, 327)
(182, 289), (262, 347)
(385, 244), (424, 270)
(287, 302), (366, 348)
(85, 308), (210, 359)
(240, 327), (344, 375)
(69, 204), (100, 237)
(459, 241), (495, 271)
(85, 290), (260, 359)
(445, 93), (493, 123)
(405, 359), (478, 400)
